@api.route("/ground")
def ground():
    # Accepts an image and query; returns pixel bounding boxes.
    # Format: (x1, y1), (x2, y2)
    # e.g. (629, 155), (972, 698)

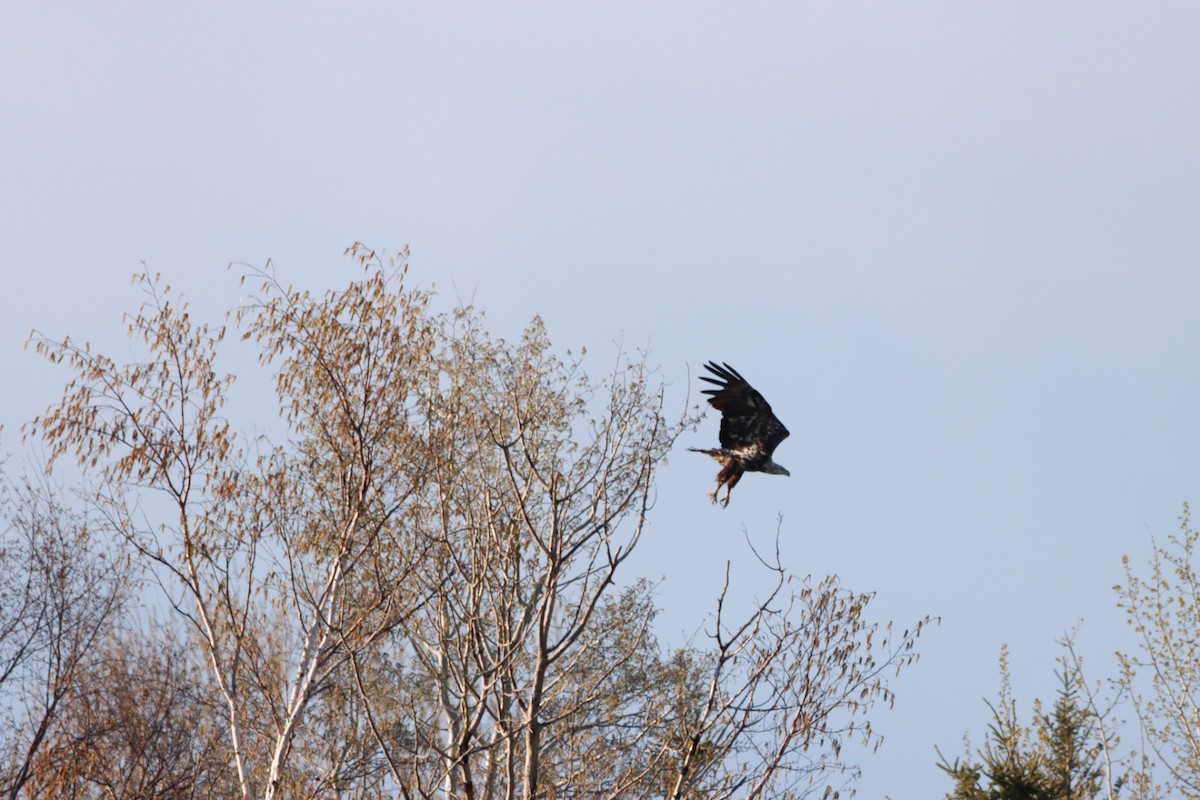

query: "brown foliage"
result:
(18, 247), (932, 800)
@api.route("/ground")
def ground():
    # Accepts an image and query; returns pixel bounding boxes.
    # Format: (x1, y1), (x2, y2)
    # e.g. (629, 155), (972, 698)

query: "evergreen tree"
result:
(938, 645), (1115, 800)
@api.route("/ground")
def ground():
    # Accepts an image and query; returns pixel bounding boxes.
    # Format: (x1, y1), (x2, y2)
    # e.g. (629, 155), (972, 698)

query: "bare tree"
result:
(31, 621), (239, 799)
(661, 538), (932, 800)
(0, 470), (126, 799)
(325, 287), (689, 799)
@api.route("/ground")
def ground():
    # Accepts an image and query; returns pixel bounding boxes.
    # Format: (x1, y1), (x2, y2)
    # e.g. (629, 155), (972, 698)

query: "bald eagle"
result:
(689, 361), (790, 506)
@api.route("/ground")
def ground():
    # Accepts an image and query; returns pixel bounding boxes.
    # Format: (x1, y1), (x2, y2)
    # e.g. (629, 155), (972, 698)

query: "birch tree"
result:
(26, 246), (931, 799)
(29, 253), (432, 798)
(329, 291), (688, 799)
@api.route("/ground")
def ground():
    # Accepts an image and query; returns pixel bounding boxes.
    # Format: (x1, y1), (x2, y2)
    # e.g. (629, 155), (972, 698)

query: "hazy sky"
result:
(4, 3), (1200, 796)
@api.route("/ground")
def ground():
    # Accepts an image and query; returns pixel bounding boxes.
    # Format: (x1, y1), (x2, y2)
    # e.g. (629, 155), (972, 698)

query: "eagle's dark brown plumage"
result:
(689, 361), (790, 506)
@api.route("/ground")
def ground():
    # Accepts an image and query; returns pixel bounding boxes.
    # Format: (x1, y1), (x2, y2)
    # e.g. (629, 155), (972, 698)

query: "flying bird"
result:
(689, 361), (790, 506)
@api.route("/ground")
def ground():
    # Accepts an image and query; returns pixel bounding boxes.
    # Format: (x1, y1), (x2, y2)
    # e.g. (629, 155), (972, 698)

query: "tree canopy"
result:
(4, 247), (931, 799)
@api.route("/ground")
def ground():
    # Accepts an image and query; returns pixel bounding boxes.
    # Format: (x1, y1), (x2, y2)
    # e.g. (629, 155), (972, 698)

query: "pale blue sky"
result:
(4, 3), (1200, 796)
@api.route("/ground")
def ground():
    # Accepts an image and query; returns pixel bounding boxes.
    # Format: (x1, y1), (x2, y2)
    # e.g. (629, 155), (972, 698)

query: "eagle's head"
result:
(763, 460), (790, 477)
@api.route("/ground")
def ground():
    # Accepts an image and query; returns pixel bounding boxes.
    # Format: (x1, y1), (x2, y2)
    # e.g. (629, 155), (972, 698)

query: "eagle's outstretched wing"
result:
(698, 361), (789, 456)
